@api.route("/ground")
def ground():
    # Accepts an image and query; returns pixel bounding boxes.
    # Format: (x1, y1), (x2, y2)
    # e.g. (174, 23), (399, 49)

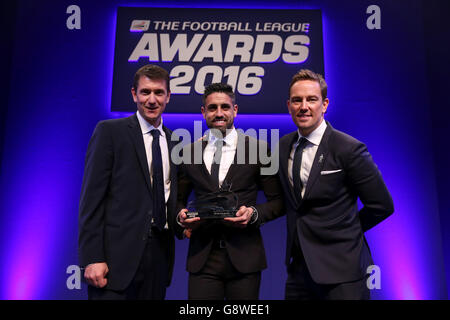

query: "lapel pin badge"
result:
(318, 154), (324, 164)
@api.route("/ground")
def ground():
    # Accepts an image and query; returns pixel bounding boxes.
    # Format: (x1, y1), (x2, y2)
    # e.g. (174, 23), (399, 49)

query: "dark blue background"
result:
(0, 0), (449, 300)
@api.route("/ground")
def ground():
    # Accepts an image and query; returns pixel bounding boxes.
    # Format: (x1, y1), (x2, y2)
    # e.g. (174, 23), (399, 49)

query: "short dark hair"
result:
(133, 64), (170, 92)
(203, 83), (235, 105)
(289, 69), (327, 100)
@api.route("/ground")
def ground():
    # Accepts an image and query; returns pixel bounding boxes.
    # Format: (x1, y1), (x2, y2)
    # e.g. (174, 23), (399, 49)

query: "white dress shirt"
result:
(203, 127), (238, 188)
(288, 120), (327, 198)
(136, 112), (171, 226)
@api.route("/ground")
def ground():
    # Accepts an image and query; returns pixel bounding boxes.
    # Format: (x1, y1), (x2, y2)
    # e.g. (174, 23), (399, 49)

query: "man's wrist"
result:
(249, 206), (258, 224)
(176, 211), (184, 227)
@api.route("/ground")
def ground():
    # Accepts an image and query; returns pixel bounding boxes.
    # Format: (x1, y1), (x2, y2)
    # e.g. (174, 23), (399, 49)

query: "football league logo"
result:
(130, 20), (150, 32)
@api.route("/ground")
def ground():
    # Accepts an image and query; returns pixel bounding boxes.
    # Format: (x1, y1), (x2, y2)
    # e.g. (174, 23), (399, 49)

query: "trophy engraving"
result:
(186, 183), (238, 219)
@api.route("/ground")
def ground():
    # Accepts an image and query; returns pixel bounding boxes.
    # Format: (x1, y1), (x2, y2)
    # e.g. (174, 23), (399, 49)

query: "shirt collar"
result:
(136, 111), (165, 138)
(297, 119), (327, 146)
(208, 127), (237, 147)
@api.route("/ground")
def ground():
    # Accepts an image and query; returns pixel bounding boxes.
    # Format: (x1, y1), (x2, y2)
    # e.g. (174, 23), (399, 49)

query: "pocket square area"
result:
(320, 169), (343, 175)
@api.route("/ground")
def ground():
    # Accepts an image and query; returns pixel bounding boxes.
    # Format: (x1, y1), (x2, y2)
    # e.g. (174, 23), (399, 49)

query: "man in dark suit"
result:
(78, 64), (178, 300)
(279, 69), (394, 300)
(177, 83), (284, 300)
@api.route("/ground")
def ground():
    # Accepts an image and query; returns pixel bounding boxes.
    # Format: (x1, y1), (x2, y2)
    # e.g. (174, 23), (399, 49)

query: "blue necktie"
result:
(292, 137), (308, 202)
(150, 129), (166, 231)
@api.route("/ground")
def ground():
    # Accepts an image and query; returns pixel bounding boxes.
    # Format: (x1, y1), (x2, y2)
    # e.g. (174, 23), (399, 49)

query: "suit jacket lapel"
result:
(221, 131), (244, 187)
(303, 122), (332, 199)
(280, 131), (300, 207)
(198, 138), (213, 184)
(128, 115), (152, 195)
(163, 125), (177, 190)
(186, 137), (214, 189)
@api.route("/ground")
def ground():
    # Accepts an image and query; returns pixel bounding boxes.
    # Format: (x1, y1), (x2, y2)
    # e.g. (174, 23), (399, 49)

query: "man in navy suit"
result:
(78, 65), (178, 300)
(279, 69), (394, 300)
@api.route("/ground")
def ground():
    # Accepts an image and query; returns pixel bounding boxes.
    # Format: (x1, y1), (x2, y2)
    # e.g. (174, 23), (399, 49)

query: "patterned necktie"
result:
(210, 139), (223, 188)
(150, 129), (166, 231)
(292, 137), (308, 202)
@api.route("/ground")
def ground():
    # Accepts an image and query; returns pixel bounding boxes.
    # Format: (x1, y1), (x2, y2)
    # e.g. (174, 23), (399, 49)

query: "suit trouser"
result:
(188, 242), (261, 300)
(285, 241), (370, 300)
(88, 227), (170, 300)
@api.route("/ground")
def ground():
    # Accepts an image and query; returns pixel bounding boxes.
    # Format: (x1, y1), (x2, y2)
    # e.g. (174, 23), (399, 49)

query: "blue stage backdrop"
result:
(0, 0), (449, 300)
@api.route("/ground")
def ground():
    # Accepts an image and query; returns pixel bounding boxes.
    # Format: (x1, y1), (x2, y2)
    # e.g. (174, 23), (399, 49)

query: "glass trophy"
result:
(186, 184), (238, 219)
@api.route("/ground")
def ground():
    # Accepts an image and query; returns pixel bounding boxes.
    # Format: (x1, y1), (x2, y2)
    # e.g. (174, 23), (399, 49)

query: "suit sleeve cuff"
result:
(249, 206), (259, 224)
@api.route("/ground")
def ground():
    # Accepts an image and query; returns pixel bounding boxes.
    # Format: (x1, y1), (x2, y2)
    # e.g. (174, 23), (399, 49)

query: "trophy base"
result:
(186, 210), (237, 219)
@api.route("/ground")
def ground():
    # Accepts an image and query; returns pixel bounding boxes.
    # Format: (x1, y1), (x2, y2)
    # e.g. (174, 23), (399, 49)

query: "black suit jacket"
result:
(278, 122), (394, 284)
(78, 115), (178, 291)
(177, 132), (284, 274)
